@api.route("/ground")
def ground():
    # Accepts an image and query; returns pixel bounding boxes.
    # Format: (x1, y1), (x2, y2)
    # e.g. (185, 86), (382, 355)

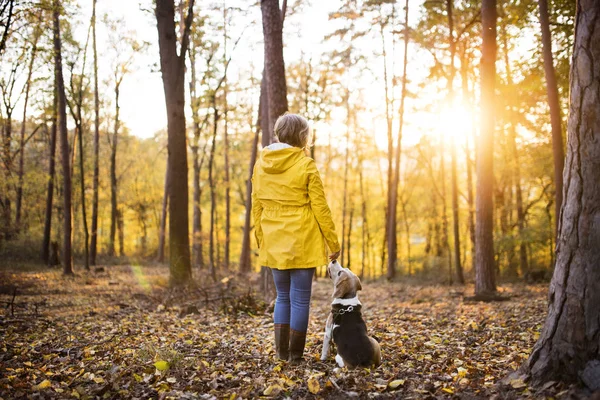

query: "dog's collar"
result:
(331, 304), (361, 317)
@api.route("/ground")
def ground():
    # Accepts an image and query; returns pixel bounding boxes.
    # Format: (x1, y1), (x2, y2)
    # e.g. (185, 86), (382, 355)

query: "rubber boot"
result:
(274, 324), (290, 361)
(289, 329), (307, 364)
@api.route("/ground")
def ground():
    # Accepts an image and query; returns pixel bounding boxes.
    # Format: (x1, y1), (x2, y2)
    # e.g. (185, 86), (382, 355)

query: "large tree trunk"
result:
(523, 0), (600, 386)
(90, 0), (100, 266)
(16, 22), (40, 231)
(261, 0), (288, 135)
(53, 0), (72, 275)
(538, 0), (565, 236)
(475, 0), (497, 296)
(260, 0), (287, 295)
(42, 96), (58, 264)
(155, 0), (194, 286)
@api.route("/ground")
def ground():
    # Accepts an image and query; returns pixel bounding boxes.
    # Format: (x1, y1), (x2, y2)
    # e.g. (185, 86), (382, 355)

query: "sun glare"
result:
(437, 102), (475, 144)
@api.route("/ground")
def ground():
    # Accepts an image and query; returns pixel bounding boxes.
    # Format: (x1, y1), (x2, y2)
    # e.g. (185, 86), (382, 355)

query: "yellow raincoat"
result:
(252, 146), (340, 270)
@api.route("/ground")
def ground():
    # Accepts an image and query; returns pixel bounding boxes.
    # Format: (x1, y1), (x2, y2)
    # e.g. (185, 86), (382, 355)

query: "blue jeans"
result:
(271, 268), (315, 332)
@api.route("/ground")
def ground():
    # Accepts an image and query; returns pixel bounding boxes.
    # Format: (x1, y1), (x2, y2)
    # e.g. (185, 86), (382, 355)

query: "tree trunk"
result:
(388, 0), (409, 281)
(208, 106), (218, 283)
(461, 51), (476, 272)
(446, 0), (463, 284)
(158, 164), (169, 263)
(475, 0), (497, 296)
(117, 208), (124, 257)
(380, 21), (394, 280)
(451, 136), (464, 283)
(75, 25), (91, 271)
(341, 92), (350, 267)
(223, 7), (230, 272)
(109, 79), (120, 257)
(189, 45), (205, 269)
(42, 96), (58, 264)
(155, 0), (194, 286)
(261, 0), (288, 135)
(346, 204), (354, 270)
(523, 1), (600, 385)
(2, 113), (12, 240)
(260, 0), (287, 294)
(538, 0), (565, 236)
(440, 144), (452, 284)
(53, 0), (72, 275)
(90, 0), (100, 266)
(239, 82), (263, 274)
(16, 22), (41, 231)
(358, 159), (372, 280)
(223, 108), (230, 270)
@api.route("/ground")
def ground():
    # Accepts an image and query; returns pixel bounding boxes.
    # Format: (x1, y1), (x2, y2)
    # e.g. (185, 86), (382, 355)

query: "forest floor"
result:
(0, 264), (587, 399)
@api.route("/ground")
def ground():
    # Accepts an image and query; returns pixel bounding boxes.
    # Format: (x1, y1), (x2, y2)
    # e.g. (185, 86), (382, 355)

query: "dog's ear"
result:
(332, 274), (350, 298)
(354, 275), (362, 291)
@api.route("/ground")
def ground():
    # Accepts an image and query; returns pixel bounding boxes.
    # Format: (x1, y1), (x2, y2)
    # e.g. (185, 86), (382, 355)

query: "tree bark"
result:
(460, 48), (476, 272)
(53, 0), (72, 275)
(523, 0), (600, 385)
(239, 85), (262, 274)
(155, 0), (194, 285)
(475, 0), (497, 295)
(74, 23), (91, 270)
(16, 21), (41, 231)
(388, 0), (409, 281)
(108, 77), (121, 257)
(223, 5), (230, 272)
(447, 0), (464, 284)
(261, 0), (288, 136)
(341, 92), (350, 267)
(208, 105), (218, 282)
(188, 46), (206, 270)
(42, 95), (58, 264)
(90, 0), (100, 266)
(157, 163), (169, 263)
(538, 0), (565, 236)
(260, 0), (287, 295)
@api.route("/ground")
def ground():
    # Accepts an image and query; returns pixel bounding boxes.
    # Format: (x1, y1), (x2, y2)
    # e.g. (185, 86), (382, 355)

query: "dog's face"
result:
(327, 260), (362, 299)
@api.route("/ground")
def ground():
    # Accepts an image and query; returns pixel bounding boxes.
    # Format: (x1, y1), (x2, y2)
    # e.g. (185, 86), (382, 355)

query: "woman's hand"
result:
(328, 250), (341, 261)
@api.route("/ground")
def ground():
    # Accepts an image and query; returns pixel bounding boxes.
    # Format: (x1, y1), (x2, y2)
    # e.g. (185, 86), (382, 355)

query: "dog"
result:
(320, 260), (381, 368)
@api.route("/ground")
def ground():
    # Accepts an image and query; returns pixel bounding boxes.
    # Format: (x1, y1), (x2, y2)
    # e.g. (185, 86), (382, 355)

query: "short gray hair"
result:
(274, 113), (312, 148)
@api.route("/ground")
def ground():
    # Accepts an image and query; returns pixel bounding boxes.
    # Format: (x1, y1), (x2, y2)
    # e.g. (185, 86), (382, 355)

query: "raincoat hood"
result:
(259, 147), (305, 174)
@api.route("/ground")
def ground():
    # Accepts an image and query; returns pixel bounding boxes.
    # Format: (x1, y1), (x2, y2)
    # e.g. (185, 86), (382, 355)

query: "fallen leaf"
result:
(308, 377), (320, 394)
(510, 378), (527, 389)
(263, 384), (283, 396)
(33, 379), (52, 390)
(388, 379), (405, 389)
(154, 361), (169, 371)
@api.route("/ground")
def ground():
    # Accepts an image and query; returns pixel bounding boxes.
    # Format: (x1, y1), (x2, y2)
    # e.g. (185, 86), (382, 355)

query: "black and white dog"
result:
(321, 260), (381, 368)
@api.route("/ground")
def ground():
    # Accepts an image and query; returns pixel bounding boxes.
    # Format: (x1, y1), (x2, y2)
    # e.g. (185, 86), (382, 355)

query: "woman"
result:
(252, 113), (340, 363)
